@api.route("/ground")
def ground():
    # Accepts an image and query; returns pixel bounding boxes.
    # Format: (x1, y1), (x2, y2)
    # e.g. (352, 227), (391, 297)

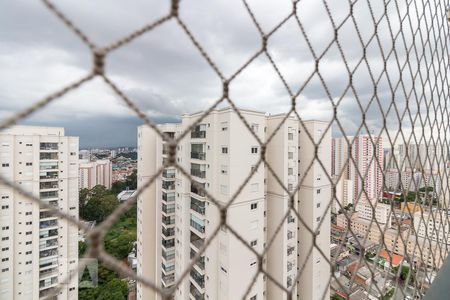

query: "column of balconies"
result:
(189, 132), (207, 298)
(39, 143), (59, 299)
(161, 134), (177, 289)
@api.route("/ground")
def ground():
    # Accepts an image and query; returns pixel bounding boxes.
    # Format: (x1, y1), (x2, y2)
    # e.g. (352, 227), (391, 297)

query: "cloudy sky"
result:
(0, 0), (446, 147)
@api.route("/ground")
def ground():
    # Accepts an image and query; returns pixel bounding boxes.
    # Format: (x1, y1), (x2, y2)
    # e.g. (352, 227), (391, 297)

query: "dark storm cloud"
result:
(0, 0), (433, 147)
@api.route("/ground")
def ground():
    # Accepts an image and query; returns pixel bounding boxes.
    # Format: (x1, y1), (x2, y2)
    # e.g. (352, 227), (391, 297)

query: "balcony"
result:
(191, 168), (206, 179)
(162, 227), (175, 238)
(163, 131), (175, 139)
(39, 287), (58, 299)
(40, 248), (58, 259)
(40, 229), (58, 239)
(40, 181), (58, 190)
(162, 192), (175, 203)
(162, 181), (175, 191)
(191, 181), (206, 198)
(39, 276), (58, 290)
(191, 130), (206, 139)
(40, 143), (58, 151)
(162, 238), (175, 249)
(287, 246), (295, 256)
(40, 152), (58, 160)
(287, 230), (294, 240)
(190, 283), (205, 300)
(162, 249), (175, 261)
(40, 162), (58, 170)
(191, 163), (206, 179)
(162, 216), (175, 227)
(162, 169), (176, 179)
(40, 171), (58, 180)
(191, 198), (205, 215)
(190, 268), (205, 288)
(162, 274), (175, 287)
(162, 262), (175, 274)
(287, 275), (293, 288)
(40, 239), (58, 250)
(39, 268), (59, 279)
(190, 215), (205, 234)
(40, 211), (57, 219)
(39, 257), (58, 269)
(40, 219), (57, 229)
(191, 151), (206, 160)
(190, 232), (204, 251)
(40, 191), (58, 201)
(190, 249), (205, 270)
(162, 203), (175, 214)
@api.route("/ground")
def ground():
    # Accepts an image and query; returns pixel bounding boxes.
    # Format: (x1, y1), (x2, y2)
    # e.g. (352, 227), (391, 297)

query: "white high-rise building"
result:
(79, 159), (112, 190)
(136, 108), (331, 300)
(348, 135), (383, 203)
(332, 176), (353, 213)
(0, 126), (79, 300)
(331, 137), (350, 178)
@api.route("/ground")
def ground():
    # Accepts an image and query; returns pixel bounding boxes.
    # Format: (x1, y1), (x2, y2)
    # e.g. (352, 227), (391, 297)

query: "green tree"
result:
(111, 170), (137, 194)
(79, 241), (87, 257)
(105, 233), (135, 259)
(97, 278), (128, 300)
(79, 188), (90, 219)
(82, 186), (119, 222)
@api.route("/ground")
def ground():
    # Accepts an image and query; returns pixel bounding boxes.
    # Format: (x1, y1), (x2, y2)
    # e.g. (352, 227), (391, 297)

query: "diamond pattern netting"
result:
(0, 0), (449, 299)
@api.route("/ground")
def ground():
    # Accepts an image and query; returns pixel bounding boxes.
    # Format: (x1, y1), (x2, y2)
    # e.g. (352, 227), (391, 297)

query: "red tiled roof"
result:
(378, 250), (403, 267)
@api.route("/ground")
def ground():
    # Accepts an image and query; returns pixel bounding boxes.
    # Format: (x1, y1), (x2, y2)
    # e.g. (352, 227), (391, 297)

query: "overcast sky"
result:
(0, 0), (445, 147)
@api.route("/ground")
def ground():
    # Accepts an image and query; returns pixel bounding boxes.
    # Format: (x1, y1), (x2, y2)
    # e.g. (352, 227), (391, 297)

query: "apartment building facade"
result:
(0, 126), (79, 300)
(337, 212), (447, 269)
(137, 108), (331, 300)
(79, 159), (112, 189)
(413, 210), (450, 245)
(332, 135), (383, 204)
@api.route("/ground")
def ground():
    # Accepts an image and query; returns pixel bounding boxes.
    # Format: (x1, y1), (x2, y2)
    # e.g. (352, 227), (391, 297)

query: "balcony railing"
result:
(40, 162), (58, 170)
(40, 182), (58, 190)
(40, 191), (58, 200)
(40, 172), (58, 180)
(40, 249), (58, 258)
(39, 277), (58, 288)
(162, 227), (175, 237)
(191, 182), (206, 197)
(190, 283), (205, 300)
(162, 216), (175, 226)
(40, 211), (56, 219)
(40, 143), (58, 151)
(162, 203), (175, 214)
(191, 131), (206, 139)
(191, 168), (206, 179)
(162, 169), (176, 178)
(287, 246), (295, 256)
(162, 181), (175, 191)
(162, 239), (175, 249)
(162, 262), (175, 273)
(40, 239), (58, 249)
(190, 218), (205, 234)
(39, 268), (59, 278)
(191, 198), (205, 215)
(190, 269), (205, 288)
(191, 152), (206, 160)
(162, 274), (175, 286)
(40, 220), (57, 229)
(162, 192), (175, 203)
(40, 229), (58, 239)
(162, 249), (175, 261)
(190, 249), (205, 270)
(40, 152), (58, 160)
